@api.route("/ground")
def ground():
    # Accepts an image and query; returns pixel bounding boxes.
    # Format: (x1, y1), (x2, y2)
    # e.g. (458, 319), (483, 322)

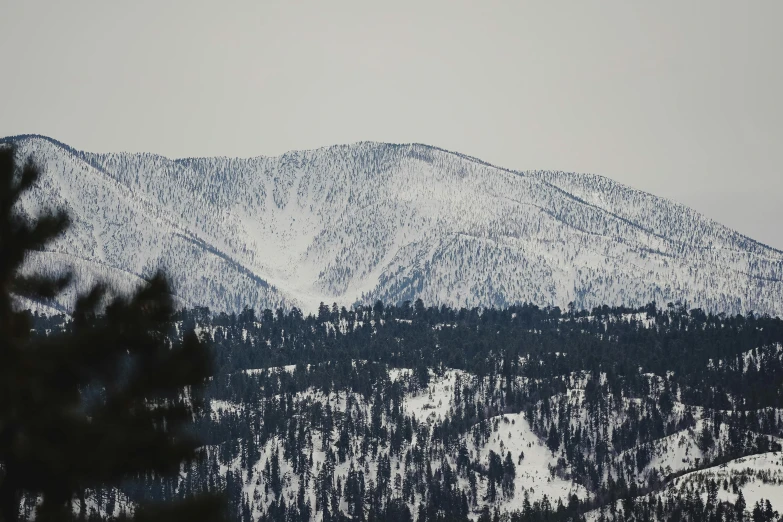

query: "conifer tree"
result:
(0, 145), (224, 521)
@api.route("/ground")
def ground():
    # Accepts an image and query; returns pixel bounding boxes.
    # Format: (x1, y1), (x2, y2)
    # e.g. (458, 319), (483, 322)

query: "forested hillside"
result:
(27, 301), (783, 521)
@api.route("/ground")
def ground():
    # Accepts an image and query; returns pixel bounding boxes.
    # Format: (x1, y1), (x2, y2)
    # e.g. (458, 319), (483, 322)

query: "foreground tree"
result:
(0, 145), (224, 521)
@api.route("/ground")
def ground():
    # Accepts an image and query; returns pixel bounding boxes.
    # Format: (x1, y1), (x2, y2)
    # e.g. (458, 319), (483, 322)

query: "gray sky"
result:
(2, 1), (781, 249)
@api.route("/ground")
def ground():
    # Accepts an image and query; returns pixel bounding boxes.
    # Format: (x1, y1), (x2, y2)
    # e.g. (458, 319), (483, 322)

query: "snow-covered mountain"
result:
(6, 134), (783, 315)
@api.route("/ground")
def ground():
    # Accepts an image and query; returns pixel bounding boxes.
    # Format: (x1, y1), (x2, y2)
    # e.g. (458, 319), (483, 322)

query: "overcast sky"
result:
(2, 1), (781, 249)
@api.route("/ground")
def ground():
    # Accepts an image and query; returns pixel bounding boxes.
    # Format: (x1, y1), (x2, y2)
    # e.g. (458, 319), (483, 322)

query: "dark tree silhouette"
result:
(0, 145), (224, 521)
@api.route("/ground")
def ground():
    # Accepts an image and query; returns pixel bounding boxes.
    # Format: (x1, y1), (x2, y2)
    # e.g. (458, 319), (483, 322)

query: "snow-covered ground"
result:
(672, 452), (783, 513)
(400, 369), (466, 424)
(469, 412), (588, 510)
(206, 366), (594, 519)
(586, 452), (783, 521)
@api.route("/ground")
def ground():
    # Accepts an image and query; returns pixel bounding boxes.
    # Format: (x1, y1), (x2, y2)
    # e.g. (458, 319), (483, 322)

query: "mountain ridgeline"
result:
(4, 134), (783, 317)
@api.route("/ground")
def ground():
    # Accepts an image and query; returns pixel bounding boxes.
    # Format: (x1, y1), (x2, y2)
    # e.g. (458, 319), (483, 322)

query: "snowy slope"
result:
(198, 360), (781, 521)
(207, 367), (589, 520)
(6, 134), (783, 315)
(586, 452), (783, 521)
(673, 452), (783, 513)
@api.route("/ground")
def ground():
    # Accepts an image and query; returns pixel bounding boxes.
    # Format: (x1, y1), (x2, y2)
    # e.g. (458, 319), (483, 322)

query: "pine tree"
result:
(0, 145), (224, 521)
(547, 424), (561, 454)
(736, 490), (746, 521)
(502, 452), (515, 498)
(698, 423), (715, 453)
